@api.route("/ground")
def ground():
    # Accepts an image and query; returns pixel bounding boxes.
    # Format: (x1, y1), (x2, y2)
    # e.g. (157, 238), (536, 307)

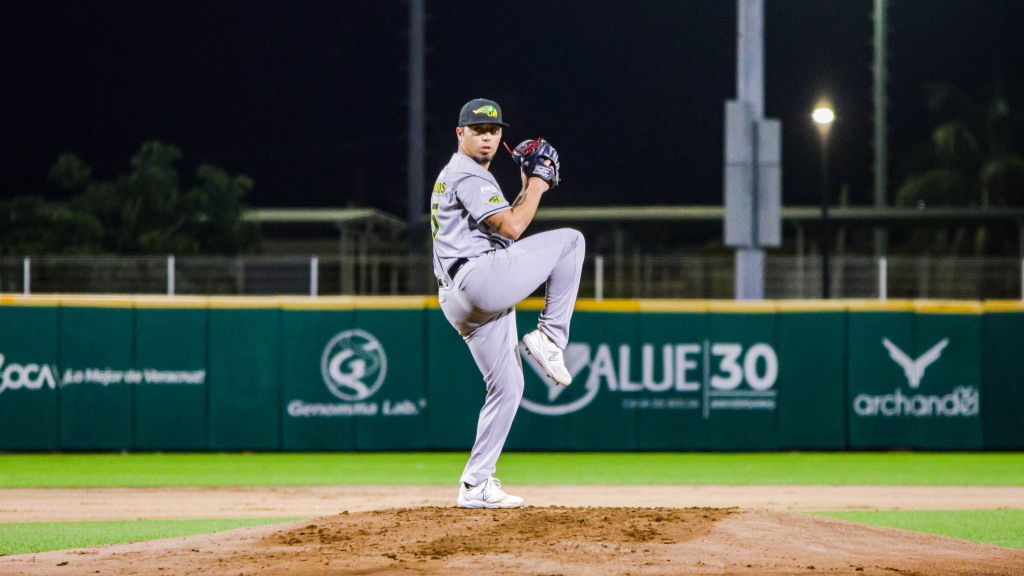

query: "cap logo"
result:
(472, 105), (498, 118)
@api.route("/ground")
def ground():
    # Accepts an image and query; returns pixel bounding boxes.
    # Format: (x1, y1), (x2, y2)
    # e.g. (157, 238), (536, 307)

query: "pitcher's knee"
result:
(559, 228), (585, 250)
(484, 359), (525, 399)
(506, 372), (525, 403)
(486, 374), (524, 407)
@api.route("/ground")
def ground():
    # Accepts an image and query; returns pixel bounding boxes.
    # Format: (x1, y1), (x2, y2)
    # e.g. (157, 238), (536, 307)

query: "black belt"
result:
(437, 257), (469, 287)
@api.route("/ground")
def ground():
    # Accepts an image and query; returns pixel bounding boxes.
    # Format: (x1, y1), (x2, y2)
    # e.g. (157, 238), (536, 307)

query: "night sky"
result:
(3, 1), (1023, 217)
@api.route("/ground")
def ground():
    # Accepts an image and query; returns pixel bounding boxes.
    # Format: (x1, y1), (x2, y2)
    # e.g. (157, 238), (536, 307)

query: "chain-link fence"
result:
(1, 254), (1021, 299)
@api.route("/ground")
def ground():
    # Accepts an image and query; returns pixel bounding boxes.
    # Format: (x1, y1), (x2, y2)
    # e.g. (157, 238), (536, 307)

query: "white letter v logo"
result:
(881, 338), (949, 389)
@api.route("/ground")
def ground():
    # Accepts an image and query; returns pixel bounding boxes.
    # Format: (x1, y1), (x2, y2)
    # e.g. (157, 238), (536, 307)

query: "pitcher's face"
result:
(457, 124), (502, 166)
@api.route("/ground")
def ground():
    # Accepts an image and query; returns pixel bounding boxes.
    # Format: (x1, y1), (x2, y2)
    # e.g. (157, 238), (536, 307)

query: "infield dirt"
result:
(2, 486), (1022, 575)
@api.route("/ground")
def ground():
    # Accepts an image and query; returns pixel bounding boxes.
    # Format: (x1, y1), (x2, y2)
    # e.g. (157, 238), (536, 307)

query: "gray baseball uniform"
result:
(432, 151), (585, 487)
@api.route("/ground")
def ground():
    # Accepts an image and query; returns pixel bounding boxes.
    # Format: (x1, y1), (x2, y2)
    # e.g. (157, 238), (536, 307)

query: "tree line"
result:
(2, 82), (1022, 258)
(1, 141), (260, 256)
(892, 83), (1024, 256)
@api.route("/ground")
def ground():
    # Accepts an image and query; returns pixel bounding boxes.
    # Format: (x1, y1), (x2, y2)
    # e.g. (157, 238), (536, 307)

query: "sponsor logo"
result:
(320, 329), (387, 402)
(519, 341), (778, 417)
(287, 398), (426, 418)
(0, 352), (204, 394)
(0, 353), (58, 394)
(481, 185), (503, 205)
(853, 386), (978, 417)
(472, 105), (498, 118)
(60, 368), (205, 386)
(882, 338), (947, 389)
(853, 337), (978, 418)
(533, 166), (554, 179)
(287, 329), (424, 419)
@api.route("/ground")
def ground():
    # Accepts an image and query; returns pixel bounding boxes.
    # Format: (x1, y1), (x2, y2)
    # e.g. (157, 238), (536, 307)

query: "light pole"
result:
(813, 103), (835, 298)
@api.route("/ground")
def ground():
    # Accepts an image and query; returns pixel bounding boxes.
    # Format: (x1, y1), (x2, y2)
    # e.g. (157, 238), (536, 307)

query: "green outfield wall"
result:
(1, 295), (1021, 451)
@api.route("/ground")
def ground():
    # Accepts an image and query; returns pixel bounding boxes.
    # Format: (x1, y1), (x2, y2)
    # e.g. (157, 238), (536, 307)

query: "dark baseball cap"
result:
(458, 98), (509, 128)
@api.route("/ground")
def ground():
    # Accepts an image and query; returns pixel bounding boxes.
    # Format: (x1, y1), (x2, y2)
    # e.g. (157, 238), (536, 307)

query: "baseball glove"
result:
(506, 138), (561, 188)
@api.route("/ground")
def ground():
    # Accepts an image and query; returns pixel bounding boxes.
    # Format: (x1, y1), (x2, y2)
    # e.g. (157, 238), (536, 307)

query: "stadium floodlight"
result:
(812, 106), (835, 126)
(813, 100), (835, 298)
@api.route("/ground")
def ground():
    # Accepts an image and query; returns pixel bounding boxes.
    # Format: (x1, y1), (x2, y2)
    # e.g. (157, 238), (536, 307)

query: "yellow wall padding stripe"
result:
(58, 295), (138, 308)
(514, 298), (546, 311)
(774, 300), (850, 312)
(282, 296), (437, 311)
(637, 300), (710, 313)
(707, 301), (778, 313)
(132, 295), (209, 309)
(0, 294), (62, 307)
(573, 299), (642, 312)
(202, 296), (282, 309)
(353, 296), (435, 309)
(2, 294), (1021, 313)
(843, 299), (917, 312)
(983, 300), (1024, 312)
(915, 300), (984, 314)
(279, 296), (357, 310)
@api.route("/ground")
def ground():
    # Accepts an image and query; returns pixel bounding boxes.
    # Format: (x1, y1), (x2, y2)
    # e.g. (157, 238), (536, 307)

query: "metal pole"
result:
(820, 133), (831, 299)
(340, 228), (353, 294)
(595, 255), (604, 301)
(879, 257), (888, 302)
(737, 0), (764, 118)
(23, 257), (30, 295)
(734, 0), (766, 300)
(404, 0), (428, 293)
(310, 256), (319, 297)
(796, 225), (805, 299)
(873, 0), (889, 257)
(167, 255), (175, 296)
(407, 0), (426, 228)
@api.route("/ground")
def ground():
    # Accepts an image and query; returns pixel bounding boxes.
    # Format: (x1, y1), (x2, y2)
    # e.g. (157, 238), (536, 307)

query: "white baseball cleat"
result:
(522, 329), (572, 386)
(457, 477), (525, 509)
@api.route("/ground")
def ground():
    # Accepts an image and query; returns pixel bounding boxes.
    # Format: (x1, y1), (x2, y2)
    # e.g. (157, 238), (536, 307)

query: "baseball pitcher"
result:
(431, 98), (585, 508)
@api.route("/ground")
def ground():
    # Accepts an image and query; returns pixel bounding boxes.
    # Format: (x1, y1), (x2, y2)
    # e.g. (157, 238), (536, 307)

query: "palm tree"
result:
(894, 83), (1024, 255)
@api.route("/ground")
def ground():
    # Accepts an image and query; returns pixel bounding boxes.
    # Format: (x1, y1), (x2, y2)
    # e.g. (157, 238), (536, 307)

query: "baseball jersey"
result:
(430, 152), (512, 278)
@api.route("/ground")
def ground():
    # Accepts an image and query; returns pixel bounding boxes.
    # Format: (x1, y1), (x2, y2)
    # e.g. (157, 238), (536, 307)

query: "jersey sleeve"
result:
(456, 175), (510, 222)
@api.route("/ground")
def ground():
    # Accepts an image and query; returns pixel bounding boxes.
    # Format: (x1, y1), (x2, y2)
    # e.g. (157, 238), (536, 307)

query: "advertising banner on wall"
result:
(1, 297), (1016, 452)
(59, 305), (135, 450)
(505, 305), (831, 451)
(207, 306), (281, 450)
(281, 306), (428, 451)
(0, 302), (60, 450)
(847, 305), (983, 450)
(134, 305), (208, 450)
(982, 304), (1024, 449)
(775, 306), (848, 449)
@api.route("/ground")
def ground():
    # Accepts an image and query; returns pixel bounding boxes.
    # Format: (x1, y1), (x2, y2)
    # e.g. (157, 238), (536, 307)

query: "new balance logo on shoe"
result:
(522, 329), (572, 386)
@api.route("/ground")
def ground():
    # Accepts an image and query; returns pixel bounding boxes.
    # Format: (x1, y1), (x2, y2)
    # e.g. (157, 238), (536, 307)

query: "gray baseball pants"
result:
(438, 228), (585, 487)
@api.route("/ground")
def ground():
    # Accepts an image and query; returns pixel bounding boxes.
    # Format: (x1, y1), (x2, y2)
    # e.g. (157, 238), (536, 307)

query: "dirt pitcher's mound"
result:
(4, 507), (1023, 575)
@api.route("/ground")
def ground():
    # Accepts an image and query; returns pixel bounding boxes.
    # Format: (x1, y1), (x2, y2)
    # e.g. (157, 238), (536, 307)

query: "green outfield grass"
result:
(1, 452), (1022, 555)
(1, 452), (1023, 487)
(0, 518), (298, 556)
(815, 510), (1024, 550)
